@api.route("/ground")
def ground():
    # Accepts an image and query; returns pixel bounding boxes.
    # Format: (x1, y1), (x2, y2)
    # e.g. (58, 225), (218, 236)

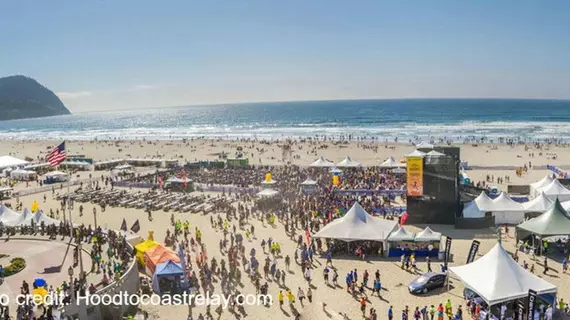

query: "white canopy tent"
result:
(310, 157), (335, 168)
(490, 192), (525, 224)
(328, 167), (343, 174)
(414, 227), (442, 242)
(426, 150), (445, 157)
(0, 204), (20, 225)
(462, 201), (485, 218)
(522, 191), (553, 213)
(2, 208), (33, 227)
(312, 202), (398, 251)
(407, 150), (426, 157)
(416, 142), (434, 149)
(256, 189), (279, 198)
(261, 178), (277, 185)
(336, 156), (361, 168)
(387, 227), (416, 241)
(27, 210), (60, 226)
(114, 164), (132, 171)
(10, 169), (37, 181)
(450, 243), (557, 306)
(45, 171), (68, 177)
(474, 192), (495, 211)
(300, 179), (317, 186)
(530, 175), (554, 198)
(538, 179), (570, 202)
(462, 192), (494, 219)
(379, 157), (405, 168)
(0, 156), (29, 170)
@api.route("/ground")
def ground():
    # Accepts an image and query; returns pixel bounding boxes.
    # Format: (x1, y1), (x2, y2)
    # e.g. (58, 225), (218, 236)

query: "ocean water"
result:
(1, 99), (570, 142)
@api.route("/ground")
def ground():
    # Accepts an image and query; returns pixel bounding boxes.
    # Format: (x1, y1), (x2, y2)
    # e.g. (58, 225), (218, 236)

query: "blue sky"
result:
(2, 0), (570, 112)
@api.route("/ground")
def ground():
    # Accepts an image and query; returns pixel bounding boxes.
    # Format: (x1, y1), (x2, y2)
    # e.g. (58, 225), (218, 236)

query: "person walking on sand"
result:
(389, 306), (394, 320)
(307, 287), (313, 303)
(429, 305), (435, 320)
(297, 287), (305, 306)
(360, 297), (367, 316)
(287, 289), (295, 306)
(278, 290), (284, 309)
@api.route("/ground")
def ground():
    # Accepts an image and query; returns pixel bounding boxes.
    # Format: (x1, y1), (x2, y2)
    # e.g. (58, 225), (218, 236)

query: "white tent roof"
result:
(0, 205), (20, 224)
(166, 177), (186, 183)
(45, 171), (68, 177)
(462, 201), (485, 218)
(491, 192), (524, 211)
(310, 157), (335, 167)
(379, 157), (405, 168)
(387, 226), (416, 241)
(407, 150), (426, 157)
(313, 202), (398, 242)
(336, 156), (361, 168)
(256, 189), (279, 198)
(0, 156), (29, 169)
(450, 243), (557, 305)
(561, 200), (570, 211)
(530, 175), (554, 191)
(392, 167), (406, 174)
(29, 211), (60, 226)
(2, 208), (33, 227)
(426, 150), (445, 157)
(261, 178), (277, 185)
(538, 179), (570, 197)
(328, 167), (343, 174)
(11, 169), (36, 174)
(522, 191), (553, 212)
(416, 142), (434, 149)
(471, 191), (494, 211)
(114, 164), (132, 170)
(300, 178), (317, 186)
(414, 227), (442, 242)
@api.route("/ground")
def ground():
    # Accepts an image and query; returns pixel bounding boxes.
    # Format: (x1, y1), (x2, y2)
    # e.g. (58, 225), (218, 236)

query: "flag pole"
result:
(66, 140), (73, 239)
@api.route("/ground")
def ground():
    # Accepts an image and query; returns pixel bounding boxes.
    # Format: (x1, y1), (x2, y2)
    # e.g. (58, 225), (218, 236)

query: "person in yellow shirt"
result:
(287, 289), (295, 305)
(278, 290), (284, 308)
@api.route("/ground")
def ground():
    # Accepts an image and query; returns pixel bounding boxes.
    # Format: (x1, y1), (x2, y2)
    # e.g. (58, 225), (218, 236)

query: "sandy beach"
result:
(1, 139), (570, 320)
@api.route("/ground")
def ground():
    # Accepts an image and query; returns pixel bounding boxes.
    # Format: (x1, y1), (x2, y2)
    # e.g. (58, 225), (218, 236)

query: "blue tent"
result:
(152, 260), (184, 294)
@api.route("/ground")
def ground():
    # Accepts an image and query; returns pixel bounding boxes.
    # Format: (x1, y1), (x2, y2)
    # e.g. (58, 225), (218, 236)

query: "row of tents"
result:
(0, 205), (60, 227)
(311, 202), (442, 253)
(309, 149), (446, 169)
(463, 175), (570, 224)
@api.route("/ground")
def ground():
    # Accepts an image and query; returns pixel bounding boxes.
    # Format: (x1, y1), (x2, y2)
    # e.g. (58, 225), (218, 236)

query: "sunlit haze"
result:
(2, 0), (570, 112)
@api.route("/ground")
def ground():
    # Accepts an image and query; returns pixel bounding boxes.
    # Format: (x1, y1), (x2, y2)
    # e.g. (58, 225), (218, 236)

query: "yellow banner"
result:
(407, 157), (423, 196)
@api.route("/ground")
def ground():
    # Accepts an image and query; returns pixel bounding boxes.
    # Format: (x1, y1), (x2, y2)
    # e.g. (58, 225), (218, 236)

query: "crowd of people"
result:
(0, 220), (134, 320)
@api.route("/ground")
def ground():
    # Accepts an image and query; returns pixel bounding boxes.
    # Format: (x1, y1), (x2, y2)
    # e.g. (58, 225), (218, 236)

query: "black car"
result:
(408, 272), (446, 294)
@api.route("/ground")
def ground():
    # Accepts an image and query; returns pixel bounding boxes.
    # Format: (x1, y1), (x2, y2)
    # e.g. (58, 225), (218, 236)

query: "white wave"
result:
(1, 120), (570, 142)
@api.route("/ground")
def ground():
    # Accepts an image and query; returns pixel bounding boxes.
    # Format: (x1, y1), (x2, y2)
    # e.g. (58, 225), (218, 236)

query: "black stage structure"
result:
(406, 147), (461, 225)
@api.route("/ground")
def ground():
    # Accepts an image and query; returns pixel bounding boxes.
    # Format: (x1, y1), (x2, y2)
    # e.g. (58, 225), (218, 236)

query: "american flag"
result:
(47, 142), (66, 167)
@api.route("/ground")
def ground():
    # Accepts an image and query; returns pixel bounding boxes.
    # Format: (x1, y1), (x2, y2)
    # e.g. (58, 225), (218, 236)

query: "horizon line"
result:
(67, 97), (570, 114)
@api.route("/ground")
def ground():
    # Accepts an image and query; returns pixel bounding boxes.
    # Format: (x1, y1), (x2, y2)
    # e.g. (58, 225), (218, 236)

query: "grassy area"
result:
(3, 257), (26, 277)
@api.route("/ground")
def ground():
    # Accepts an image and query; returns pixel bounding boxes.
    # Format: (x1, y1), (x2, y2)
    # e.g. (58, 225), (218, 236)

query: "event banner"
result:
(406, 157), (424, 196)
(527, 290), (537, 320)
(517, 299), (525, 320)
(444, 236), (452, 267)
(466, 240), (480, 264)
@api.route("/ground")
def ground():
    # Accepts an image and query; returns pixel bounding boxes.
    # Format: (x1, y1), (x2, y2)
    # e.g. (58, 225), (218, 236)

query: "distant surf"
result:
(2, 99), (570, 142)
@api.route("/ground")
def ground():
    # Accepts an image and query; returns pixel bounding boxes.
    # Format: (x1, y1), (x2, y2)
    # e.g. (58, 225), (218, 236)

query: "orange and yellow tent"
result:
(144, 244), (180, 275)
